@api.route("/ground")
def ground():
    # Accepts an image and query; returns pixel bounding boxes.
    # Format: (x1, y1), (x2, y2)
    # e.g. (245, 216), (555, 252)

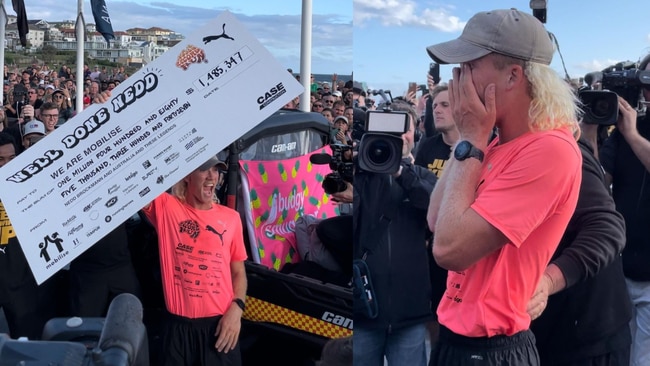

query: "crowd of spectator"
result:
(1, 62), (127, 128)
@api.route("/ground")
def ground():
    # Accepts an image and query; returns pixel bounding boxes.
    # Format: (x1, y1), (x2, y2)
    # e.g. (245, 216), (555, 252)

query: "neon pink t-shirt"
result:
(437, 128), (582, 337)
(143, 193), (247, 318)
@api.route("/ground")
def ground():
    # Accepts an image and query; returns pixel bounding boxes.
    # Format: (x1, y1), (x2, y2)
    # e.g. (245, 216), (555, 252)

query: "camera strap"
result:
(355, 175), (397, 260)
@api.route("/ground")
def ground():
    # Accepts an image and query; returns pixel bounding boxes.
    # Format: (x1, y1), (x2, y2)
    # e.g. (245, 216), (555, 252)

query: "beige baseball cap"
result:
(426, 8), (554, 65)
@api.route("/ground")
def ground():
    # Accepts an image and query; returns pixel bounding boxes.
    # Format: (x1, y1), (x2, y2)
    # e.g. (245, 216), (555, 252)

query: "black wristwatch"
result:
(454, 141), (485, 162)
(232, 298), (245, 312)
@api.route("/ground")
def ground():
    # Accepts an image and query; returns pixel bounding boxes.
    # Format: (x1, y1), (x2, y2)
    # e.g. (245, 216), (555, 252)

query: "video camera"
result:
(357, 110), (409, 175)
(310, 142), (354, 195)
(580, 61), (650, 125)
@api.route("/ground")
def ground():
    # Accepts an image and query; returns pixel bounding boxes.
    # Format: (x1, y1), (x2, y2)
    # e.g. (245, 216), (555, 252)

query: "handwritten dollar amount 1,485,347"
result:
(195, 46), (254, 89)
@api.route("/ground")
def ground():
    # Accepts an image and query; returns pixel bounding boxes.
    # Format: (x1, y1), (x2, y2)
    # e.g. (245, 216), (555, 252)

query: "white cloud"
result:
(19, 2), (352, 74)
(575, 59), (627, 74)
(354, 0), (465, 32)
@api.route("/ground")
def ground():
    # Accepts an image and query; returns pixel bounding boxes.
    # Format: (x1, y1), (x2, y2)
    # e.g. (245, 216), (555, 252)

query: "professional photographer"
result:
(315, 180), (353, 278)
(594, 53), (650, 366)
(312, 126), (355, 279)
(353, 100), (436, 366)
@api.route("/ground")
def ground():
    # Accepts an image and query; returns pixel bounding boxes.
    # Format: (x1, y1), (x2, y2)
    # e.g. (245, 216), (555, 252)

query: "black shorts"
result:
(161, 312), (241, 366)
(429, 325), (539, 366)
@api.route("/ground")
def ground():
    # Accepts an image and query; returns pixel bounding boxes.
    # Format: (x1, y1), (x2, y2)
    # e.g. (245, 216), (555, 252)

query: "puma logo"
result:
(0, 247), (5, 254)
(206, 225), (227, 246)
(203, 24), (235, 44)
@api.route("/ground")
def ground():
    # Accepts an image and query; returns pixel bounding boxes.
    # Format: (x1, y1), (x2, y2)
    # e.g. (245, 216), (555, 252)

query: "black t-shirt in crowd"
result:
(413, 133), (452, 311)
(414, 134), (452, 178)
(0, 200), (37, 290)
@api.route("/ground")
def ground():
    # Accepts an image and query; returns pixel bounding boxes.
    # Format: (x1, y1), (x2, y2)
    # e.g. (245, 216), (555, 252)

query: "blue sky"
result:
(355, 0), (650, 96)
(20, 0), (353, 75)
(18, 1), (650, 97)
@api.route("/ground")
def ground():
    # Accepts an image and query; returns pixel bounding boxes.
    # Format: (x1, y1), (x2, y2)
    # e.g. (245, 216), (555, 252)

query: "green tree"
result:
(42, 45), (58, 60)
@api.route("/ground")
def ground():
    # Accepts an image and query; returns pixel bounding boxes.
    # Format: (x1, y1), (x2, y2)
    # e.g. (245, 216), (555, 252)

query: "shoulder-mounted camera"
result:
(580, 61), (650, 125)
(357, 109), (409, 175)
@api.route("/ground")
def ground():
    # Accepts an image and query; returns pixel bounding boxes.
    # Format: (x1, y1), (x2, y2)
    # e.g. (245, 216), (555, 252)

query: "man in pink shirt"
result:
(143, 156), (247, 366)
(426, 8), (582, 365)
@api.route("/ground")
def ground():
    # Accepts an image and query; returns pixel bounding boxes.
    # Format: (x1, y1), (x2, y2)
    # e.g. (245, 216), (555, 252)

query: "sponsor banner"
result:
(0, 11), (303, 284)
(241, 147), (339, 271)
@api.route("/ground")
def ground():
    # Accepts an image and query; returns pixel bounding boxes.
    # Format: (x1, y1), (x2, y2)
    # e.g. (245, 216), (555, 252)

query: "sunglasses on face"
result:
(313, 104), (323, 107)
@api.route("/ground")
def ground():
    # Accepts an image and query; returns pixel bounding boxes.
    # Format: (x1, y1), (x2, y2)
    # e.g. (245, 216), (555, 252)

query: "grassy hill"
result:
(4, 48), (136, 76)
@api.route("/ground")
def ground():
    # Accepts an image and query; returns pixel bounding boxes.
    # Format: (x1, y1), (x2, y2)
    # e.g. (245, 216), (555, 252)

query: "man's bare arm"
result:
(230, 261), (247, 301)
(427, 158), (453, 231)
(214, 261), (247, 353)
(432, 158), (507, 271)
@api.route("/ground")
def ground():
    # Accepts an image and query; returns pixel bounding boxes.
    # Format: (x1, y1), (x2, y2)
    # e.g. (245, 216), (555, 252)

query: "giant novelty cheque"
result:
(0, 11), (303, 284)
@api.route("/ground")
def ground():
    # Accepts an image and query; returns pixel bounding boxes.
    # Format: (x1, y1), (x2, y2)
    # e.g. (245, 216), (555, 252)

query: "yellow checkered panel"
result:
(243, 296), (353, 339)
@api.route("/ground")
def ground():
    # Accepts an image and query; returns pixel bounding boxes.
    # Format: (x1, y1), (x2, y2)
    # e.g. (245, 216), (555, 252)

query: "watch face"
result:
(455, 141), (471, 159)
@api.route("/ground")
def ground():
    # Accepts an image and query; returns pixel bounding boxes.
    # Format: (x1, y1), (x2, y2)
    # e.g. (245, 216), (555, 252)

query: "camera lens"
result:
(593, 99), (611, 119)
(367, 140), (393, 165)
(322, 173), (346, 194)
(358, 133), (404, 174)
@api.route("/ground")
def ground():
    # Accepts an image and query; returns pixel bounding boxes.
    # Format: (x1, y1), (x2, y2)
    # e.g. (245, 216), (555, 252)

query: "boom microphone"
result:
(96, 293), (149, 366)
(367, 89), (391, 104)
(377, 89), (390, 101)
(309, 153), (333, 165)
(369, 89), (391, 96)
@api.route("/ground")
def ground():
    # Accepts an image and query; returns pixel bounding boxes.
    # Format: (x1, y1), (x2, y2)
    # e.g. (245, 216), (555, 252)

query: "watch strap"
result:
(469, 145), (485, 162)
(455, 141), (485, 162)
(232, 298), (245, 312)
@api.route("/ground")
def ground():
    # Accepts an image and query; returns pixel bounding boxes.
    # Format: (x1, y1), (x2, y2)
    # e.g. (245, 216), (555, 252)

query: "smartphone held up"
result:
(429, 62), (441, 84)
